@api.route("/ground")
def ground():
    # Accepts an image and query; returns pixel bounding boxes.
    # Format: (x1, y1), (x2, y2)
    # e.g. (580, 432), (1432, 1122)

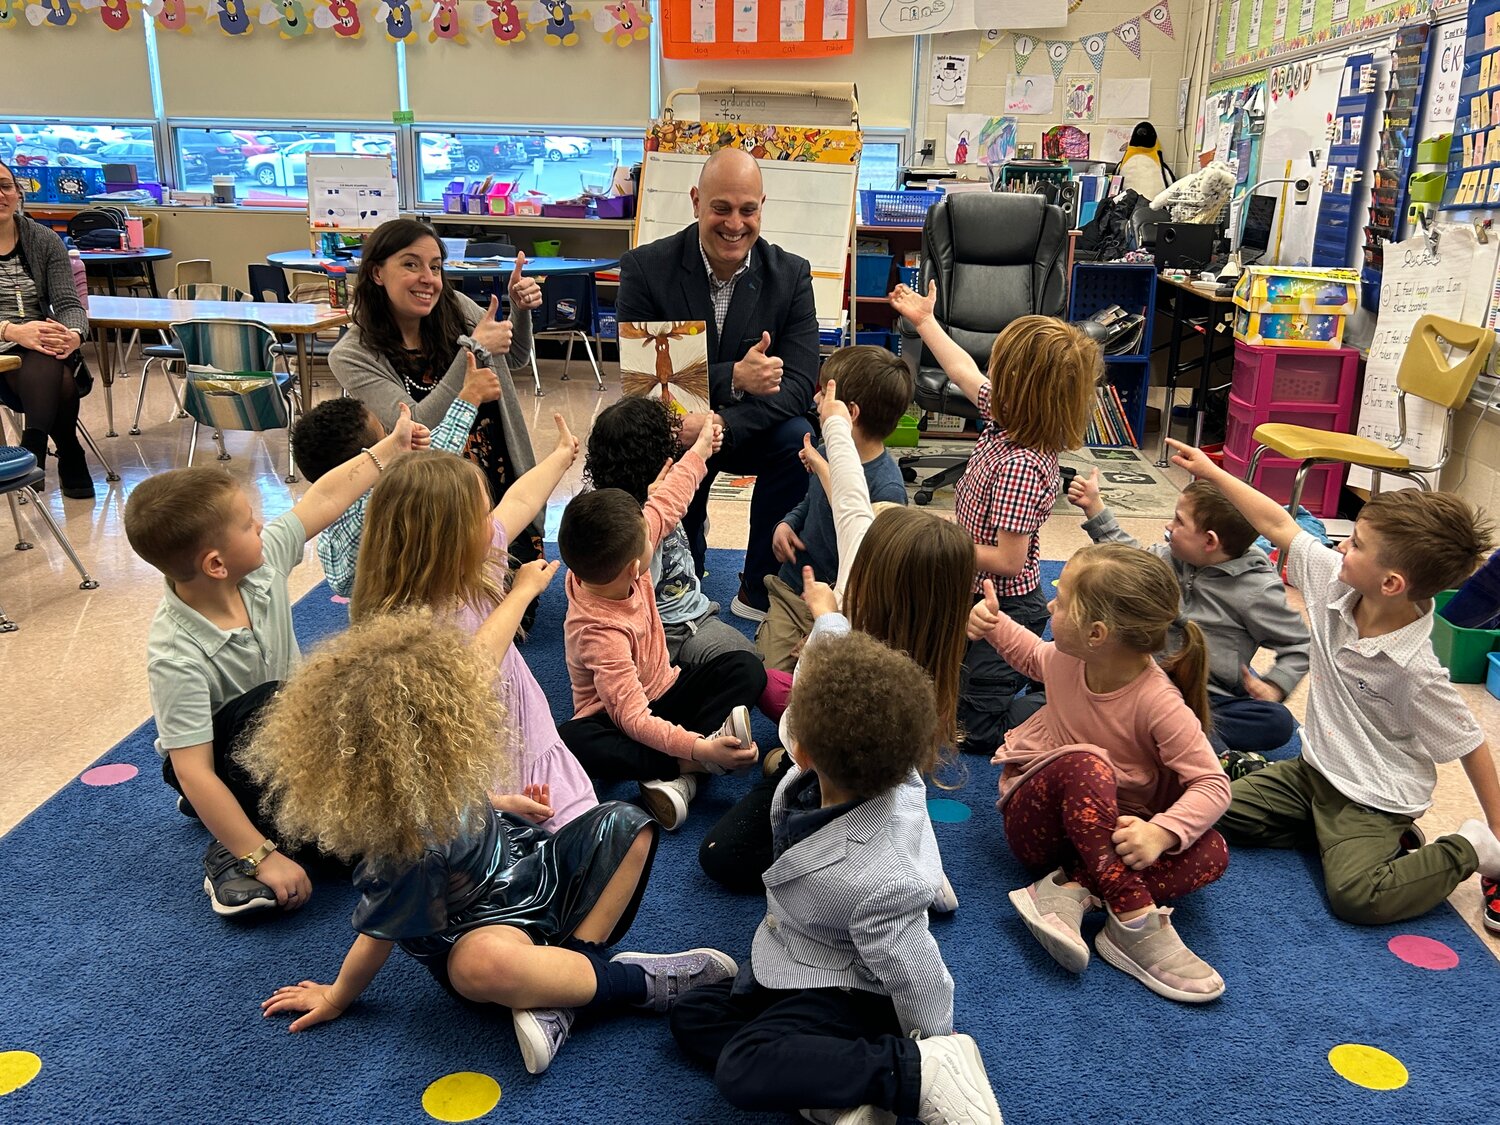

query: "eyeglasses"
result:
(0, 182), (20, 195)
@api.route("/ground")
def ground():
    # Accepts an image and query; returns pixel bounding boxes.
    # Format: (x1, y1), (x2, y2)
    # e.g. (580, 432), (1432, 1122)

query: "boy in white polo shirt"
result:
(1168, 438), (1500, 925)
(125, 405), (427, 920)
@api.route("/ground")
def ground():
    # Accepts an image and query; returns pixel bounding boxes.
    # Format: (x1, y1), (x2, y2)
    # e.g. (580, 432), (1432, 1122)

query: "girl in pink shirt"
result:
(968, 543), (1231, 1004)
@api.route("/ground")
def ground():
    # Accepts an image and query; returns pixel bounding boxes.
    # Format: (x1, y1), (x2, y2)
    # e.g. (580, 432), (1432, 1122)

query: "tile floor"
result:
(2, 348), (1495, 955)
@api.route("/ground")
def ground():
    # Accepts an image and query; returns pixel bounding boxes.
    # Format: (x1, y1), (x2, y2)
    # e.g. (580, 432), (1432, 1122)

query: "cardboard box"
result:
(1233, 266), (1358, 349)
(1234, 308), (1349, 349)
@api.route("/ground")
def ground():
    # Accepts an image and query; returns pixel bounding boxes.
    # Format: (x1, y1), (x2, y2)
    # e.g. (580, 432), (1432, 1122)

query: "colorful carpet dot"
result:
(79, 764), (139, 787)
(1387, 934), (1459, 971)
(421, 1071), (500, 1122)
(330, 595), (350, 604)
(0, 1051), (41, 1096)
(1328, 1044), (1409, 1091)
(927, 798), (972, 823)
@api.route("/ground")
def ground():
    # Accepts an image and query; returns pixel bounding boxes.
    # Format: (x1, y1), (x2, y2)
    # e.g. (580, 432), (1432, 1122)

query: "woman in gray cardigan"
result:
(0, 159), (94, 499)
(329, 218), (544, 561)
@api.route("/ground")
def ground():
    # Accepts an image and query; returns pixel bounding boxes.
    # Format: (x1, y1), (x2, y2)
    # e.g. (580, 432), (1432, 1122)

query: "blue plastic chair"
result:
(172, 319), (298, 483)
(0, 446), (99, 633)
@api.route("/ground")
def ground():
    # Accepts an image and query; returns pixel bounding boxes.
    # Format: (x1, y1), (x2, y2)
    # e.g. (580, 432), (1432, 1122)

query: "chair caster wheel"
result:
(901, 466), (917, 482)
(914, 490), (933, 506)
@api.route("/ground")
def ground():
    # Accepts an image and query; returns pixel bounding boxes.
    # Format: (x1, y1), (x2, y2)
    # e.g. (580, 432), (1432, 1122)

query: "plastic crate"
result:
(1433, 590), (1500, 682)
(853, 329), (894, 349)
(855, 254), (893, 298)
(593, 195), (634, 219)
(859, 189), (943, 227)
(885, 413), (920, 448)
(1229, 343), (1359, 406)
(1487, 651), (1500, 698)
(541, 202), (589, 218)
(594, 306), (618, 341)
(898, 265), (920, 287)
(1222, 448), (1345, 517)
(1068, 264), (1155, 357)
(1224, 395), (1345, 460)
(532, 239), (561, 257)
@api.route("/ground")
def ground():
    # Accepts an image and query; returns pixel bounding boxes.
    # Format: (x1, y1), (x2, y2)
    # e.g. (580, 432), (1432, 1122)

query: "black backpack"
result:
(1074, 189), (1141, 262)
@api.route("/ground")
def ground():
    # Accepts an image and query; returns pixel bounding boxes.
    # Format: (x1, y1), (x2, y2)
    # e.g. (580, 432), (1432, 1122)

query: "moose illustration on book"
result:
(619, 321), (710, 414)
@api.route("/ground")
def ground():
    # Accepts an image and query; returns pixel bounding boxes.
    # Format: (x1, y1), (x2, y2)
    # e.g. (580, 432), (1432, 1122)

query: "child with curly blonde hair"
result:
(352, 418), (592, 831)
(250, 608), (737, 1077)
(969, 543), (1231, 1003)
(891, 282), (1101, 756)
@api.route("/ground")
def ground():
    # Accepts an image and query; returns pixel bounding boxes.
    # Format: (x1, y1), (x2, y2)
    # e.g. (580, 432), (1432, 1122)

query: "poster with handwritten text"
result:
(662, 0), (852, 57)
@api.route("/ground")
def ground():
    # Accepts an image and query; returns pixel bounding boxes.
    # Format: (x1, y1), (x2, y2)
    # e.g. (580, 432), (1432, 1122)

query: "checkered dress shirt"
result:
(699, 240), (751, 335)
(953, 381), (1059, 597)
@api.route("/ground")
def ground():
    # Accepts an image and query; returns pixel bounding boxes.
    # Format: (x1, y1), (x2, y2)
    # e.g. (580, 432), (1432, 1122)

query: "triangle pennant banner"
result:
(1145, 2), (1175, 39)
(1081, 32), (1108, 73)
(1045, 39), (1073, 79)
(1014, 34), (1037, 73)
(977, 28), (1003, 58)
(1114, 17), (1142, 58)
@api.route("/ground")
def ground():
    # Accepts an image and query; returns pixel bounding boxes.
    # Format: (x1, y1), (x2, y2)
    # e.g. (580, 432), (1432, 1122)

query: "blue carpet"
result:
(0, 555), (1492, 1123)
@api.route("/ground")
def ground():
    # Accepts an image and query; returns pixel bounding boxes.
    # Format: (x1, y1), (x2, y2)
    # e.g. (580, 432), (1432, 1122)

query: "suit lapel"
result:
(677, 231), (719, 356)
(762, 828), (847, 887)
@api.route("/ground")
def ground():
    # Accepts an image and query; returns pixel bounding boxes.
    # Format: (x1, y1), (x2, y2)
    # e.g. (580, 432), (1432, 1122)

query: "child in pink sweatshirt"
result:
(558, 419), (767, 832)
(968, 543), (1232, 1005)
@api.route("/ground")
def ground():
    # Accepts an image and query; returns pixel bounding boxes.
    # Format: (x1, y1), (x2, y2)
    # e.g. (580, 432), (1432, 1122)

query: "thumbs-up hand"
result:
(458, 348), (502, 405)
(733, 330), (785, 396)
(967, 578), (1002, 641)
(1066, 467), (1104, 518)
(551, 413), (579, 466)
(814, 376), (853, 429)
(508, 251), (542, 311)
(471, 294), (514, 356)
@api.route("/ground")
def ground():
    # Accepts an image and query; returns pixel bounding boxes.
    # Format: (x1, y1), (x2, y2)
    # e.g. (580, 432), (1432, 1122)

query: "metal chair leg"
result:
(21, 492), (98, 588)
(187, 420), (199, 465)
(530, 344), (543, 397)
(130, 361), (154, 435)
(213, 430), (229, 461)
(8, 491), (34, 550)
(561, 333), (574, 380)
(77, 421), (120, 482)
(576, 331), (604, 390)
(0, 594), (16, 632)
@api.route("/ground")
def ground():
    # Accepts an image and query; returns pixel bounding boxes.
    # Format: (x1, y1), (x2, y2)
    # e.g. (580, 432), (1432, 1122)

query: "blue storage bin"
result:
(898, 265), (920, 287)
(1488, 651), (1500, 700)
(855, 254), (893, 298)
(859, 189), (944, 227)
(853, 329), (893, 349)
(594, 306), (618, 341)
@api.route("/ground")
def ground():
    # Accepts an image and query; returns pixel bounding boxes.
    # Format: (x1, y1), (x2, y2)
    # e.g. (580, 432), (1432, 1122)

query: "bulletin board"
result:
(660, 0), (855, 59)
(1212, 0), (1433, 76)
(1442, 0), (1500, 209)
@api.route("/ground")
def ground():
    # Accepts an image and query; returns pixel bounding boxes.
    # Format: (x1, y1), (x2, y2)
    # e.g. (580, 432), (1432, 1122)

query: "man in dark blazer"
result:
(616, 147), (819, 621)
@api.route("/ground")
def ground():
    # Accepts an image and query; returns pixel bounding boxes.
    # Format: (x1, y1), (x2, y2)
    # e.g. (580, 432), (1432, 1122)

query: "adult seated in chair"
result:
(615, 147), (819, 622)
(0, 159), (95, 500)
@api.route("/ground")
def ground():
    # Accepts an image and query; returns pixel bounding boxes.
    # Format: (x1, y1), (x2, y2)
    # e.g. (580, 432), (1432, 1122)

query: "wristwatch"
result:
(238, 839), (278, 876)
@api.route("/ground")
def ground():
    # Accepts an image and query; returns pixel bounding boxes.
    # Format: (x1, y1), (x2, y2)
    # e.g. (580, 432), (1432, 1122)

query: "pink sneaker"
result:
(1007, 868), (1095, 972)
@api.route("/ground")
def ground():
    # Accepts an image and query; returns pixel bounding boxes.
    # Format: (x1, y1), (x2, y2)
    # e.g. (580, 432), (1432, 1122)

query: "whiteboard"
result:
(1258, 57), (1344, 267)
(305, 154), (398, 235)
(634, 151), (858, 322)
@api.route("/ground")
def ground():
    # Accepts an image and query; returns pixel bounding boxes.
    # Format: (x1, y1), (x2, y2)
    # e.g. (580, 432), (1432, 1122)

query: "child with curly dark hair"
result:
(584, 396), (757, 667)
(670, 630), (1004, 1125)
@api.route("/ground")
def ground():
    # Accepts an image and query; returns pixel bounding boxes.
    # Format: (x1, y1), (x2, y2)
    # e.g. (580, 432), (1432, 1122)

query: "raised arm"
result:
(889, 280), (986, 407)
(815, 385), (878, 594)
(494, 414), (578, 545)
(1168, 439), (1301, 554)
(261, 934), (395, 1033)
(291, 403), (429, 539)
(473, 559), (560, 661)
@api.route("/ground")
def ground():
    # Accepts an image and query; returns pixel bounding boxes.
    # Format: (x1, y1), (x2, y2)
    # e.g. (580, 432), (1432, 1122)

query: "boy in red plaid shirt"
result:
(891, 282), (1101, 754)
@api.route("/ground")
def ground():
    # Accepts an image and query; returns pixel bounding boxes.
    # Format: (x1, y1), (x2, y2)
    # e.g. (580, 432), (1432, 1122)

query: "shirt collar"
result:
(1326, 584), (1435, 667)
(698, 240), (751, 287)
(159, 569), (275, 657)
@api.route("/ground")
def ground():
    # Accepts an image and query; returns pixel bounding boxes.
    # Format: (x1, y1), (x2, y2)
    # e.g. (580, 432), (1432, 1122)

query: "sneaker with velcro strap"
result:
(201, 840), (277, 917)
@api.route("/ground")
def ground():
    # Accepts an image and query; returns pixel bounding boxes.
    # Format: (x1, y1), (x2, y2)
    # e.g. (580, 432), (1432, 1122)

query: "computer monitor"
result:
(1239, 194), (1278, 263)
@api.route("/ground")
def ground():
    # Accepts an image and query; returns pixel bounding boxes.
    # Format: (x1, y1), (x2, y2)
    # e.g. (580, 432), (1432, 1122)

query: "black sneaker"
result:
(1218, 750), (1269, 781)
(729, 573), (769, 623)
(202, 841), (277, 917)
(1483, 877), (1499, 935)
(176, 795), (198, 820)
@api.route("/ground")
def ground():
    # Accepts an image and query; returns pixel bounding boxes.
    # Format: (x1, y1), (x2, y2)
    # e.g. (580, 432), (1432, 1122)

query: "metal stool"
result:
(0, 446), (99, 633)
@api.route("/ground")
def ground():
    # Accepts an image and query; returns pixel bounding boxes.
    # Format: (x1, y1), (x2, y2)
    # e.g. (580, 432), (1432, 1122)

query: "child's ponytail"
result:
(1161, 618), (1212, 734)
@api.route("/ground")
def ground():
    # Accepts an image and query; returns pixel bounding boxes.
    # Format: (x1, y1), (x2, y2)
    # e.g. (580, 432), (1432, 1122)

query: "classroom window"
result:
(412, 130), (646, 207)
(857, 139), (904, 193)
(1, 120), (155, 176)
(171, 126), (397, 202)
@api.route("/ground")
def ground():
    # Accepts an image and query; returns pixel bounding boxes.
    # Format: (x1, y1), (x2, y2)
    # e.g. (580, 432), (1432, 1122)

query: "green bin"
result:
(533, 239), (562, 258)
(1431, 590), (1500, 682)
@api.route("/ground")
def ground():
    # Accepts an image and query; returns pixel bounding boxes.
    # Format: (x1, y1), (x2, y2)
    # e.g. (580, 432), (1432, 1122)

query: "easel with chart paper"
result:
(305, 154), (398, 252)
(637, 82), (862, 328)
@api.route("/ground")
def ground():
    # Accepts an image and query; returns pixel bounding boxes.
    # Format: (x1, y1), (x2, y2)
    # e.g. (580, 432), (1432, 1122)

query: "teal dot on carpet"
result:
(927, 798), (971, 823)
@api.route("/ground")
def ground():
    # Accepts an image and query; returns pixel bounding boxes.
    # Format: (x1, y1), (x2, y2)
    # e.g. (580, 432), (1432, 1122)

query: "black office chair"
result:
(896, 193), (1068, 504)
(247, 263), (341, 370)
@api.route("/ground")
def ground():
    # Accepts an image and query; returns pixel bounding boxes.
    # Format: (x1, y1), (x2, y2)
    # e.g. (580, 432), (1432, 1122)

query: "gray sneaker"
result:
(1007, 868), (1096, 972)
(1094, 905), (1225, 1003)
(801, 1108), (897, 1125)
(609, 947), (738, 1012)
(701, 705), (757, 776)
(638, 774), (698, 830)
(914, 1034), (1004, 1124)
(201, 840), (277, 917)
(512, 1006), (576, 1075)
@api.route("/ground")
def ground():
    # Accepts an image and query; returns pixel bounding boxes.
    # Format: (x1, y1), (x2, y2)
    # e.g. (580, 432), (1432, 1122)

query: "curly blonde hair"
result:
(237, 609), (509, 868)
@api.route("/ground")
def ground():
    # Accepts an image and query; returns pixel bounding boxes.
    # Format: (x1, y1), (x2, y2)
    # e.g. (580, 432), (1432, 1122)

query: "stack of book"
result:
(1086, 384), (1137, 447)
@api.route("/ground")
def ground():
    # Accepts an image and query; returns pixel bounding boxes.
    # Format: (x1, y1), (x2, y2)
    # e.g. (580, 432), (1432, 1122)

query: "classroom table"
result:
(84, 295), (349, 437)
(265, 252), (620, 278)
(1153, 274), (1237, 467)
(78, 247), (172, 298)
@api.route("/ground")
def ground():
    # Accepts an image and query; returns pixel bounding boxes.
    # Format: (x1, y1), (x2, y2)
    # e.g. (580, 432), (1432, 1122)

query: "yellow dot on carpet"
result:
(1328, 1044), (1408, 1091)
(0, 1051), (42, 1096)
(422, 1072), (501, 1122)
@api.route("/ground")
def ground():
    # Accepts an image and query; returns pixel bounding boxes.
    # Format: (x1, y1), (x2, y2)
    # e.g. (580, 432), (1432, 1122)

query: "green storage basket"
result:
(885, 412), (920, 448)
(533, 239), (562, 258)
(1408, 172), (1446, 204)
(1415, 134), (1451, 165)
(1431, 589), (1500, 683)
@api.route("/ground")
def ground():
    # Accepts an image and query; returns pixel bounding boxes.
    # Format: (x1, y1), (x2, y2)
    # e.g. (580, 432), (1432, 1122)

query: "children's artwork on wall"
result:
(1098, 124), (1133, 161)
(931, 53), (970, 106)
(647, 120), (861, 165)
(659, 0), (853, 59)
(619, 322), (711, 415)
(529, 0), (586, 43)
(1042, 124), (1090, 160)
(1005, 73), (1055, 116)
(213, 0), (253, 33)
(26, 0), (77, 25)
(314, 0), (361, 35)
(946, 114), (1018, 165)
(0, 0), (21, 23)
(429, 0), (465, 39)
(378, 0), (416, 38)
(593, 0), (648, 45)
(147, 0), (199, 32)
(474, 0), (524, 40)
(82, 0), (131, 29)
(1062, 75), (1097, 122)
(259, 0), (312, 35)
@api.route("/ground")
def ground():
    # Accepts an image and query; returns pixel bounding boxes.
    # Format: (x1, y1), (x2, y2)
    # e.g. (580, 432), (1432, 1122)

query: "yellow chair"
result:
(1247, 314), (1493, 513)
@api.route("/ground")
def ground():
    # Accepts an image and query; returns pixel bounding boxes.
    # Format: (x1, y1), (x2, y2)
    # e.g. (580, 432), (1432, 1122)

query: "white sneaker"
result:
(931, 873), (959, 914)
(639, 773), (698, 830)
(801, 1107), (897, 1125)
(512, 1006), (575, 1075)
(915, 1034), (1004, 1124)
(1457, 817), (1500, 878)
(701, 705), (757, 775)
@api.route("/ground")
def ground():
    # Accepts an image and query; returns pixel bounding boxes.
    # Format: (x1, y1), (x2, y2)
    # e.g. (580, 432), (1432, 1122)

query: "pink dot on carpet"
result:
(80, 764), (139, 787)
(1387, 934), (1459, 971)
(331, 594), (350, 604)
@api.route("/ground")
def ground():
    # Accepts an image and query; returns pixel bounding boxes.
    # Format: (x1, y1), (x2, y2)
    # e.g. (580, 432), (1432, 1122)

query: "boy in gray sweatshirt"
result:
(1069, 472), (1309, 755)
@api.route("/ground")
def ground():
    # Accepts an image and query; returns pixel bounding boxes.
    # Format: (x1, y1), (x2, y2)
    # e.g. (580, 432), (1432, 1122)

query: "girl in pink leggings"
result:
(968, 543), (1232, 1004)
